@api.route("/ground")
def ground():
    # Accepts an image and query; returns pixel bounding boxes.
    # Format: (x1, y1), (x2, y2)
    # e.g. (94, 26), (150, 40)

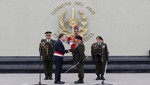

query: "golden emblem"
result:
(59, 8), (88, 37)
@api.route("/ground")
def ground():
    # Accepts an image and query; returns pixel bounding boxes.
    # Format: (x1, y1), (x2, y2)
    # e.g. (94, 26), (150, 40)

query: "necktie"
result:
(47, 39), (50, 42)
(98, 43), (101, 47)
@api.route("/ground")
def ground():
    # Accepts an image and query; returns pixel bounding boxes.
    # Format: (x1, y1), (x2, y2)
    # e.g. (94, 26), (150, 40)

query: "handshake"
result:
(68, 49), (73, 53)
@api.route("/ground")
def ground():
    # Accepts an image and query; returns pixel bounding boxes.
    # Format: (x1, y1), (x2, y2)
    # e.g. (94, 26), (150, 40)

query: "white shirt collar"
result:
(46, 39), (51, 42)
(59, 39), (63, 42)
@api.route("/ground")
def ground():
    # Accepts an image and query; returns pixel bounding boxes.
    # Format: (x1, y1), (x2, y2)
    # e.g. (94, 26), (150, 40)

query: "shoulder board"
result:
(41, 39), (46, 42)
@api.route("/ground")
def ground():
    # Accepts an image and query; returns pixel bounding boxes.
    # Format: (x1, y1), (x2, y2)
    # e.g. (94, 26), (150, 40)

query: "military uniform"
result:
(72, 42), (85, 83)
(39, 39), (55, 79)
(91, 42), (108, 80)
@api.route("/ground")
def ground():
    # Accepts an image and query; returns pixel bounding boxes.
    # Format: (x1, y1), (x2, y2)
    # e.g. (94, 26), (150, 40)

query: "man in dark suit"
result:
(53, 33), (70, 84)
(91, 36), (109, 80)
(72, 35), (85, 84)
(39, 31), (55, 80)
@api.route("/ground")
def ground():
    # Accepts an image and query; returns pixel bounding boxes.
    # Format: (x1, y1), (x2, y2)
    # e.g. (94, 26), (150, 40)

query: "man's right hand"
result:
(68, 49), (73, 52)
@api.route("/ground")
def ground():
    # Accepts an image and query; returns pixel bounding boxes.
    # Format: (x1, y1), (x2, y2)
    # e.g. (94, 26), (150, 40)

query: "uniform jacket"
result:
(72, 42), (85, 63)
(39, 39), (55, 61)
(91, 42), (109, 62)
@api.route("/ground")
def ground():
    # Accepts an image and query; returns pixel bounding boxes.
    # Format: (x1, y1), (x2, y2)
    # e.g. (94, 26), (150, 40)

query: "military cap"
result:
(75, 35), (83, 41)
(45, 31), (52, 35)
(96, 36), (103, 41)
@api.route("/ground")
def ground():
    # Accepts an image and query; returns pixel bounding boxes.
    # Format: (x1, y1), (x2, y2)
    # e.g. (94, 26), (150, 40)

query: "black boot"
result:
(95, 75), (101, 80)
(74, 80), (84, 84)
(101, 75), (105, 80)
(44, 77), (48, 80)
(48, 77), (53, 80)
(54, 81), (65, 84)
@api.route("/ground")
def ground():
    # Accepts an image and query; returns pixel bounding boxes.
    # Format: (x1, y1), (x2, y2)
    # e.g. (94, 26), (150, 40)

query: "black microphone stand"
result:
(33, 55), (47, 85)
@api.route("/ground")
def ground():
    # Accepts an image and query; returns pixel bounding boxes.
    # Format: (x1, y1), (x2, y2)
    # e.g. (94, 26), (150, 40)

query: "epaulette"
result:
(41, 39), (46, 42)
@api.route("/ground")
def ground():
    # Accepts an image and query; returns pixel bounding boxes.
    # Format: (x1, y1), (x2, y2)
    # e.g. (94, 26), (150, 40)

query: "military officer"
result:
(39, 31), (55, 80)
(91, 36), (109, 80)
(72, 35), (85, 84)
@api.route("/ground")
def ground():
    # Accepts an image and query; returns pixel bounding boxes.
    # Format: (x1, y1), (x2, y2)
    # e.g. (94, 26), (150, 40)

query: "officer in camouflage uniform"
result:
(39, 31), (55, 80)
(72, 35), (85, 84)
(91, 36), (109, 80)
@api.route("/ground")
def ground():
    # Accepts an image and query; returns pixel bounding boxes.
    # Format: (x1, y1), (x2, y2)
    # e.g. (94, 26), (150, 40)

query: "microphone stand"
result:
(33, 55), (47, 85)
(93, 45), (113, 85)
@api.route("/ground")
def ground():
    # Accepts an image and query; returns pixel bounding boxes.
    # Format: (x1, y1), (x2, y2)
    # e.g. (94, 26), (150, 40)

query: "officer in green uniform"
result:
(39, 31), (55, 80)
(72, 35), (85, 84)
(91, 36), (109, 80)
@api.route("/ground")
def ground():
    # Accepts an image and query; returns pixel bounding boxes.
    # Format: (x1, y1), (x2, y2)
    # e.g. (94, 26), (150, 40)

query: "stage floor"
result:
(0, 73), (150, 85)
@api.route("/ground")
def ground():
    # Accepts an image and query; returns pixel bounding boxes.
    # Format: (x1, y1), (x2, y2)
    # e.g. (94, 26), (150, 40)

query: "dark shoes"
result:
(96, 76), (105, 80)
(101, 76), (105, 80)
(74, 80), (84, 84)
(54, 81), (65, 84)
(95, 76), (101, 80)
(49, 77), (53, 80)
(44, 77), (48, 80)
(44, 77), (53, 80)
